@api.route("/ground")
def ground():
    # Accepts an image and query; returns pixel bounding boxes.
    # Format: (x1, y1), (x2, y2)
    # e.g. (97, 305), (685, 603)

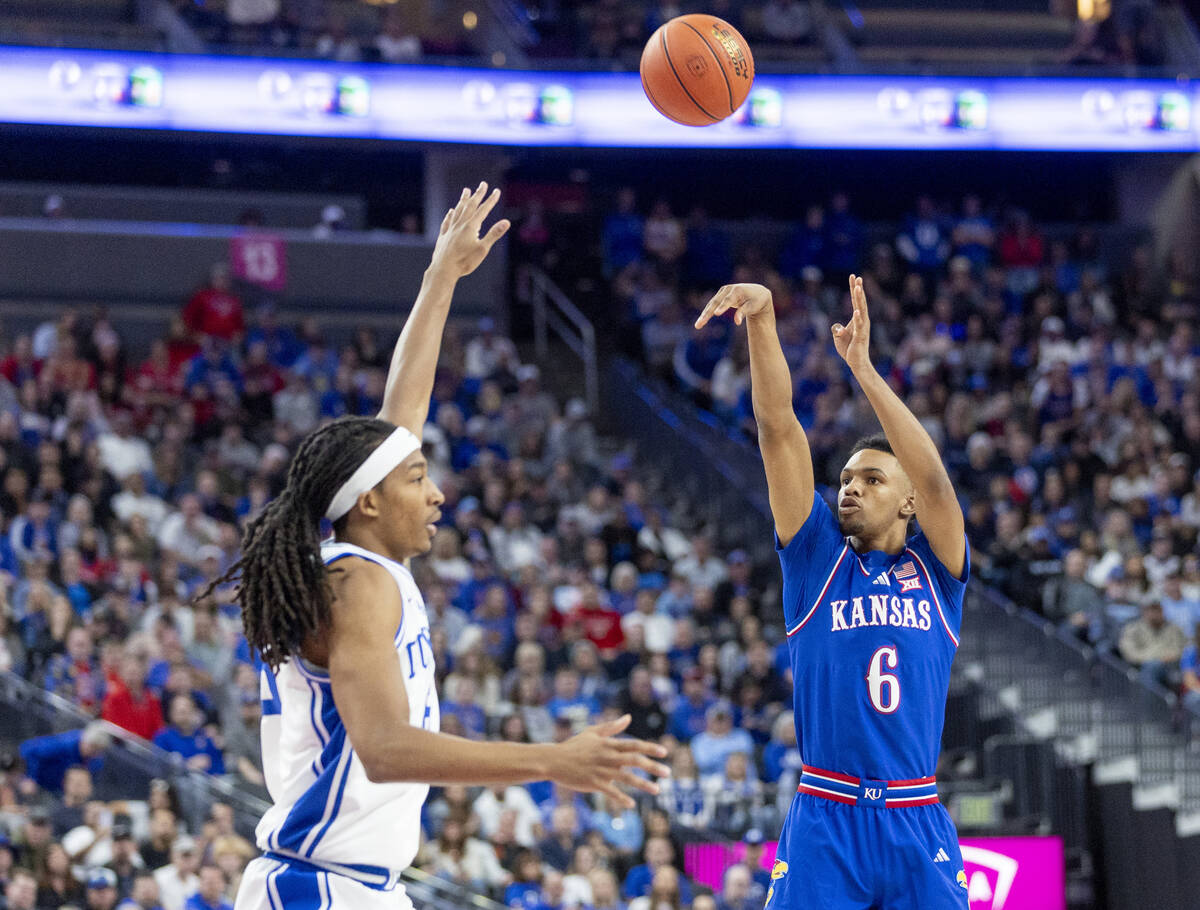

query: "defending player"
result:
(217, 183), (670, 910)
(695, 276), (969, 909)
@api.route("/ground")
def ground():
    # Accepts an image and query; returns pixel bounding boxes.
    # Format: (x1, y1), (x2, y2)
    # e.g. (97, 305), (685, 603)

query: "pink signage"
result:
(230, 233), (287, 291)
(684, 836), (1064, 910)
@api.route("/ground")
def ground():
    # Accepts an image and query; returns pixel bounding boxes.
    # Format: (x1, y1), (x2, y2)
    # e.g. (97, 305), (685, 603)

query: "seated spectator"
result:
(588, 791), (644, 860)
(102, 650), (164, 742)
(715, 864), (757, 910)
(623, 836), (691, 903)
(1182, 628), (1200, 721)
(37, 842), (86, 908)
(139, 808), (178, 872)
(182, 265), (244, 345)
(628, 865), (688, 910)
(425, 815), (509, 894)
(473, 785), (543, 848)
(690, 701), (753, 776)
(615, 666), (668, 741)
(152, 694), (225, 775)
(538, 805), (581, 872)
(504, 848), (544, 909)
(118, 870), (164, 910)
(105, 815), (144, 898)
(669, 667), (715, 741)
(657, 747), (711, 831)
(84, 866), (121, 910)
(1118, 601), (1186, 689)
(153, 837), (200, 910)
(761, 0), (812, 43)
(588, 867), (627, 910)
(1042, 548), (1106, 635)
(51, 765), (95, 836)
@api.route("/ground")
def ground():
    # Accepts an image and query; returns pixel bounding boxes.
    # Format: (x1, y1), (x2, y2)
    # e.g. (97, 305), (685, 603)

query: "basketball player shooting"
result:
(214, 183), (670, 910)
(695, 276), (969, 909)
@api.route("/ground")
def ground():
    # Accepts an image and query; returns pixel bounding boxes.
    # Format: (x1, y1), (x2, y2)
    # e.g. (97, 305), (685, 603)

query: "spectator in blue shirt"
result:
(184, 865), (233, 910)
(1182, 629), (1199, 717)
(153, 694), (225, 775)
(545, 668), (601, 730)
(504, 849), (544, 910)
(19, 724), (110, 794)
(622, 837), (692, 903)
(602, 188), (644, 278)
(689, 701), (754, 777)
(669, 668), (715, 742)
(441, 676), (487, 739)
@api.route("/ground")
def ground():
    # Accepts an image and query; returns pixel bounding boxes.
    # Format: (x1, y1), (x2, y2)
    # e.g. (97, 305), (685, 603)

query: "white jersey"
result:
(255, 540), (439, 881)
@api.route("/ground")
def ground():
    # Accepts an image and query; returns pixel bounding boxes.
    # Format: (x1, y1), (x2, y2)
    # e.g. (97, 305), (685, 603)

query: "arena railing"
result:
(517, 265), (599, 416)
(0, 670), (270, 838)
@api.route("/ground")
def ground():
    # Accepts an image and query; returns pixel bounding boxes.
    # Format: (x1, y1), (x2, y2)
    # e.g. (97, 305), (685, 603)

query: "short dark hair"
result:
(849, 434), (894, 458)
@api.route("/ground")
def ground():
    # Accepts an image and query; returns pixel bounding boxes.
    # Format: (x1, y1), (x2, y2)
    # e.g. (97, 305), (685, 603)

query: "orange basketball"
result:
(639, 14), (755, 127)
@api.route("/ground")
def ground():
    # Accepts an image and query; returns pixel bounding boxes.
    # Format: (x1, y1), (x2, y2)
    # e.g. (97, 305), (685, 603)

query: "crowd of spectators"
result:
(0, 250), (804, 908)
(172, 0), (819, 66)
(602, 183), (1200, 723)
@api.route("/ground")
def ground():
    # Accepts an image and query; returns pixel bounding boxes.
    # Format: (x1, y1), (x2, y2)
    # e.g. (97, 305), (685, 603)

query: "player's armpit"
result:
(759, 419), (814, 548)
(325, 558), (412, 781)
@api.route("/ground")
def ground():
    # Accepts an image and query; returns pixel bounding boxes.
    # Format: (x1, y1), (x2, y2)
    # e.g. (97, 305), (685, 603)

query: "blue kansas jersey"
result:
(777, 492), (968, 781)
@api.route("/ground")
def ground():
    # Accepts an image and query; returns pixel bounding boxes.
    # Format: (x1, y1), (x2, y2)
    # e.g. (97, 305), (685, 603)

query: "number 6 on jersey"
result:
(866, 646), (900, 714)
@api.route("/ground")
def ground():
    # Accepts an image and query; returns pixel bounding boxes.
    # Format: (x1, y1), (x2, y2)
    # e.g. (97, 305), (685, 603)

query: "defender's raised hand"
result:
(549, 714), (670, 809)
(429, 181), (511, 279)
(694, 283), (774, 329)
(832, 274), (873, 372)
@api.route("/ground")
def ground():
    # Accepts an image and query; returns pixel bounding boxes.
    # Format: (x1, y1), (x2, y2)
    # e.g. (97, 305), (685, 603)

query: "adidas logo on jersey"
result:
(872, 573), (890, 586)
(933, 848), (950, 863)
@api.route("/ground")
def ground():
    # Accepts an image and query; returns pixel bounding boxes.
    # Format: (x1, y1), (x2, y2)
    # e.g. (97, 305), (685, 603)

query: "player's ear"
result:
(899, 487), (917, 519)
(357, 487), (382, 520)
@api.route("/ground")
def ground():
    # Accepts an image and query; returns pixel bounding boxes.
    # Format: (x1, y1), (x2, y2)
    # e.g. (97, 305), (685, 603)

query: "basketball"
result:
(639, 14), (755, 127)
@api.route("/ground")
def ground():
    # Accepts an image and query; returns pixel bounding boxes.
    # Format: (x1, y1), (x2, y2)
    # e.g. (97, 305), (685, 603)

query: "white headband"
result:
(324, 426), (422, 521)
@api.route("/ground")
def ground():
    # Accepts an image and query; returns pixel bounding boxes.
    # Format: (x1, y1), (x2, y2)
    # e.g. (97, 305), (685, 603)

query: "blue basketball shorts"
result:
(766, 768), (969, 910)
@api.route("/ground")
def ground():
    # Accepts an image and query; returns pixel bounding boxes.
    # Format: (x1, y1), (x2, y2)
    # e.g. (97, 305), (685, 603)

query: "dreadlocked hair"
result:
(201, 417), (395, 672)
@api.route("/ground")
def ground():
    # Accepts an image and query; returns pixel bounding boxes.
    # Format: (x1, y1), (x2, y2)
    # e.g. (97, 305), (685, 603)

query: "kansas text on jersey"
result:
(777, 493), (969, 782)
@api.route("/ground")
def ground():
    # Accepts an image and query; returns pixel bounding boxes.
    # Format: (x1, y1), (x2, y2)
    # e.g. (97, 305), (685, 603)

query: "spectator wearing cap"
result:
(20, 808), (53, 878)
(86, 866), (120, 910)
(152, 695), (224, 776)
(741, 829), (770, 900)
(19, 724), (109, 796)
(153, 837), (199, 910)
(182, 865), (231, 910)
(9, 493), (58, 567)
(105, 815), (144, 898)
(690, 701), (754, 777)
